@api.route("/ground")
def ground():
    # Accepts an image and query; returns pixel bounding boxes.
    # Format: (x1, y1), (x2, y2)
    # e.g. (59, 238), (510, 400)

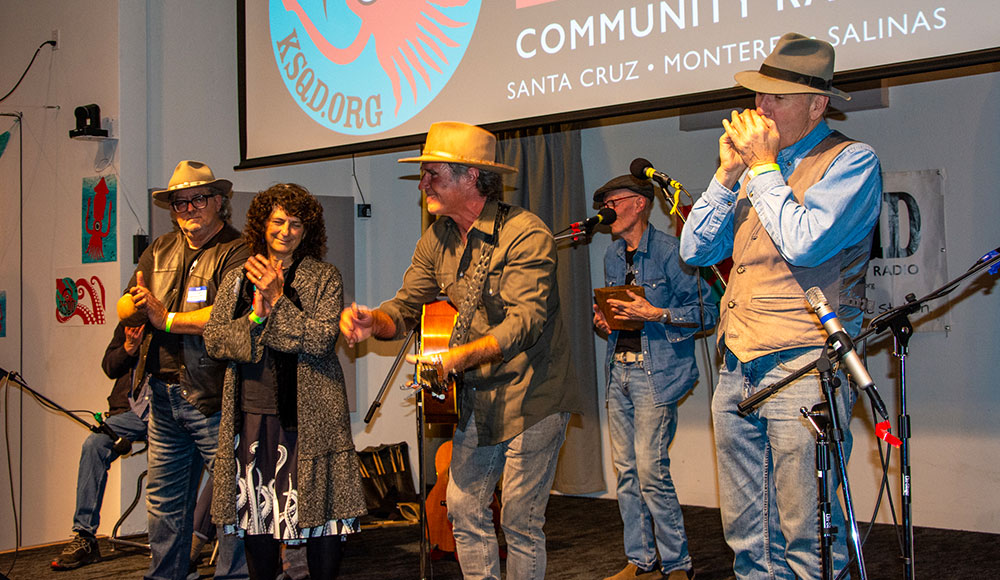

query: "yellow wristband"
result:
(248, 312), (267, 325)
(165, 312), (176, 333)
(748, 162), (780, 180)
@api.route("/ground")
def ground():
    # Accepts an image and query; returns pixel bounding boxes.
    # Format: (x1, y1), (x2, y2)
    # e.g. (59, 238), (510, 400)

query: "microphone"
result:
(571, 207), (616, 231)
(630, 157), (682, 190)
(555, 208), (616, 243)
(805, 287), (889, 420)
(93, 416), (133, 456)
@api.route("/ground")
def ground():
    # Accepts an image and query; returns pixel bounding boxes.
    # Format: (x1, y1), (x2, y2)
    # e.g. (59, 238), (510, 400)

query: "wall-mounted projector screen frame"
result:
(237, 0), (1000, 170)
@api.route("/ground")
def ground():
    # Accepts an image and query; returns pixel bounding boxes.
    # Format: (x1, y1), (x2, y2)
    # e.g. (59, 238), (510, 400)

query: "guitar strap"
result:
(449, 202), (510, 349)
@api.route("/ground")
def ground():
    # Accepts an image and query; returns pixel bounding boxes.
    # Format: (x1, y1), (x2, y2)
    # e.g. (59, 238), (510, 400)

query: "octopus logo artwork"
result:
(270, 0), (481, 135)
(56, 276), (107, 325)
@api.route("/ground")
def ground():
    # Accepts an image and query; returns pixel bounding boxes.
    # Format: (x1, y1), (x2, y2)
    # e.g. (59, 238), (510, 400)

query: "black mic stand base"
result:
(414, 386), (430, 580)
(803, 404), (836, 580)
(816, 352), (868, 580)
(886, 313), (915, 579)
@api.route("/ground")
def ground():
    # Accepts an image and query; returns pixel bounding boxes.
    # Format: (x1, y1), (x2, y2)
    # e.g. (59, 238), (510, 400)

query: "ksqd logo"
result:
(270, 0), (481, 136)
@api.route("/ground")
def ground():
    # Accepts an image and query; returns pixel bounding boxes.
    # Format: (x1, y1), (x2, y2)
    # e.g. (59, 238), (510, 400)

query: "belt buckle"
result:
(614, 351), (642, 364)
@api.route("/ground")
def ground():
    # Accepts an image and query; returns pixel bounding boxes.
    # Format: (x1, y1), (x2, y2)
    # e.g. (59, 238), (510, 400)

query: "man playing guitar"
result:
(340, 121), (582, 580)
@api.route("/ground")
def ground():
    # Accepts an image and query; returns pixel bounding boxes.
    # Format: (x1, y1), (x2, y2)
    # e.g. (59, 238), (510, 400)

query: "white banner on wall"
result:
(241, 0), (1000, 164)
(866, 169), (949, 333)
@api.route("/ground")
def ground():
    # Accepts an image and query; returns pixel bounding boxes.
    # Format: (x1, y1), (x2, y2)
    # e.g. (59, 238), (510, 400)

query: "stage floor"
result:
(2, 495), (998, 579)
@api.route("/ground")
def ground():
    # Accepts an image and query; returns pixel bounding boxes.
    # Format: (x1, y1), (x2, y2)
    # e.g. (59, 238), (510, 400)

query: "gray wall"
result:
(0, 1), (997, 550)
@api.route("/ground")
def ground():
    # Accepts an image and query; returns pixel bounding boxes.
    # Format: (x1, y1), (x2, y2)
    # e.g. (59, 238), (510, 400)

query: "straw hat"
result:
(151, 160), (233, 209)
(398, 121), (518, 174)
(734, 33), (851, 101)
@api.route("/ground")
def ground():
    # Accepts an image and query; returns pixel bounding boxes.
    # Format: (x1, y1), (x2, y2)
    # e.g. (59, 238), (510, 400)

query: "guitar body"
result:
(419, 300), (503, 561)
(426, 440), (456, 555)
(419, 299), (460, 424)
(426, 440), (503, 561)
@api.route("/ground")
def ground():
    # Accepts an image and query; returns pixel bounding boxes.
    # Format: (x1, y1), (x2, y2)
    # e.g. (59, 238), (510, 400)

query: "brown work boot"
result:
(603, 562), (663, 579)
(51, 532), (101, 570)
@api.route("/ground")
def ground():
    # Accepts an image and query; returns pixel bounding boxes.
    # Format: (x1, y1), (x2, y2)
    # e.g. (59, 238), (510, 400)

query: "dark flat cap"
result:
(593, 174), (654, 205)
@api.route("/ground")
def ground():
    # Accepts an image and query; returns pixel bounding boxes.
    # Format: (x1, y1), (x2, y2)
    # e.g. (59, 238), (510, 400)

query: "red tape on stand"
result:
(876, 420), (902, 447)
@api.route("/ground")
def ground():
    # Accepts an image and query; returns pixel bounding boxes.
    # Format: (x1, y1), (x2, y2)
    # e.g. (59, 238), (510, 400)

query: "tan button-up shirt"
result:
(379, 200), (581, 445)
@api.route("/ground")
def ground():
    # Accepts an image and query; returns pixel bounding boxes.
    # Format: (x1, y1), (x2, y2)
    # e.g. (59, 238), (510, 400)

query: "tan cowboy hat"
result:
(734, 33), (851, 101)
(151, 160), (234, 209)
(398, 121), (518, 174)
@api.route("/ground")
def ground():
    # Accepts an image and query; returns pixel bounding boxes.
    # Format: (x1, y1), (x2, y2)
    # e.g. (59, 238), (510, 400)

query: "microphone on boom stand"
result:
(554, 208), (616, 242)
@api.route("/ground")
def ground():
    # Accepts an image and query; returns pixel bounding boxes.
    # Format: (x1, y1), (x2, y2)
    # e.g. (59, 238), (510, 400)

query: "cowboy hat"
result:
(734, 33), (851, 101)
(398, 121), (518, 174)
(151, 160), (233, 209)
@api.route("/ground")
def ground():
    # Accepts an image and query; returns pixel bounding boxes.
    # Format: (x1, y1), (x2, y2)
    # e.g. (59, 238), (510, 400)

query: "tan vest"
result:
(720, 131), (873, 362)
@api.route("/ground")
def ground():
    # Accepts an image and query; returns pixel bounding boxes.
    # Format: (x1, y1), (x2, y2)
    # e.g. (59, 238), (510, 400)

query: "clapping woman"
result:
(204, 184), (366, 579)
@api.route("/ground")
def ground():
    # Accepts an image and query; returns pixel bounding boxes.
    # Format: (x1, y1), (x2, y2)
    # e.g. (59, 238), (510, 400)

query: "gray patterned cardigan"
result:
(204, 256), (367, 528)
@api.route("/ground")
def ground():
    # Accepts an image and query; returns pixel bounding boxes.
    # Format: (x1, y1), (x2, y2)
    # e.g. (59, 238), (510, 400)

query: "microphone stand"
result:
(823, 346), (867, 579)
(363, 328), (416, 424)
(884, 304), (914, 580)
(1, 367), (133, 559)
(738, 247), (1000, 579)
(553, 221), (600, 243)
(860, 248), (999, 580)
(361, 328), (434, 580)
(801, 402), (835, 580)
(652, 181), (727, 290)
(553, 229), (592, 243)
(0, 367), (124, 444)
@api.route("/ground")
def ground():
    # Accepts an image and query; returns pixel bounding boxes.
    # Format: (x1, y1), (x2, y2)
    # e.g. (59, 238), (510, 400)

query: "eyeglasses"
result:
(601, 195), (641, 210)
(170, 193), (218, 213)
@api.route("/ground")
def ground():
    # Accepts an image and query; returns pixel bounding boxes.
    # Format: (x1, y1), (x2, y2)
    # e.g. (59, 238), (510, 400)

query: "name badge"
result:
(187, 286), (208, 303)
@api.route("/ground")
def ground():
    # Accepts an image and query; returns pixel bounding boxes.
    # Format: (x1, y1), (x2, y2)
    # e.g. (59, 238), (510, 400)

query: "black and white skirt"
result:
(225, 412), (359, 543)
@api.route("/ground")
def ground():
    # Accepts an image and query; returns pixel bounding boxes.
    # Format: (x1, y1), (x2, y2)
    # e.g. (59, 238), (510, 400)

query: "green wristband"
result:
(249, 312), (267, 325)
(748, 162), (780, 180)
(165, 312), (176, 333)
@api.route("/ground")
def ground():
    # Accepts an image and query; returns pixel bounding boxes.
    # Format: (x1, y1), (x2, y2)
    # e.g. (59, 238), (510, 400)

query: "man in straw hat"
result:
(680, 33), (882, 579)
(127, 160), (249, 580)
(341, 121), (582, 579)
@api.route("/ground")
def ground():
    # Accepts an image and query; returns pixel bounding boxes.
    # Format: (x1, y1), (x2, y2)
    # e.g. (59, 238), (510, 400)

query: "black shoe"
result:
(51, 533), (101, 570)
(186, 559), (201, 580)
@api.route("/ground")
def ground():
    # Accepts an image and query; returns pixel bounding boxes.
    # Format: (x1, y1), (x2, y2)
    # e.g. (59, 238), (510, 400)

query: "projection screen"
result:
(238, 0), (1000, 168)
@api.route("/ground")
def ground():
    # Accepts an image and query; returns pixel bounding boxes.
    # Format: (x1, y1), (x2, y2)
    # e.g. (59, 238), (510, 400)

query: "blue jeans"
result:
(145, 377), (246, 580)
(713, 347), (856, 580)
(447, 411), (569, 580)
(607, 359), (691, 574)
(72, 409), (148, 535)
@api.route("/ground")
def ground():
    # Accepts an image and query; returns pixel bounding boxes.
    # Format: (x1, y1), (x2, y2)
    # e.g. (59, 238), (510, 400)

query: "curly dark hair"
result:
(243, 183), (327, 261)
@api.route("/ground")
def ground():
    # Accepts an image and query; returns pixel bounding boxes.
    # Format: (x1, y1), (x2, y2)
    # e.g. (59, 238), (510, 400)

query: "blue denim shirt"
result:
(604, 224), (719, 404)
(679, 121), (881, 335)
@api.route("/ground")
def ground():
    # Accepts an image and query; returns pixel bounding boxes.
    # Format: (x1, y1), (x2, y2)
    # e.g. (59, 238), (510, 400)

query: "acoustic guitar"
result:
(415, 299), (460, 425)
(417, 299), (504, 561)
